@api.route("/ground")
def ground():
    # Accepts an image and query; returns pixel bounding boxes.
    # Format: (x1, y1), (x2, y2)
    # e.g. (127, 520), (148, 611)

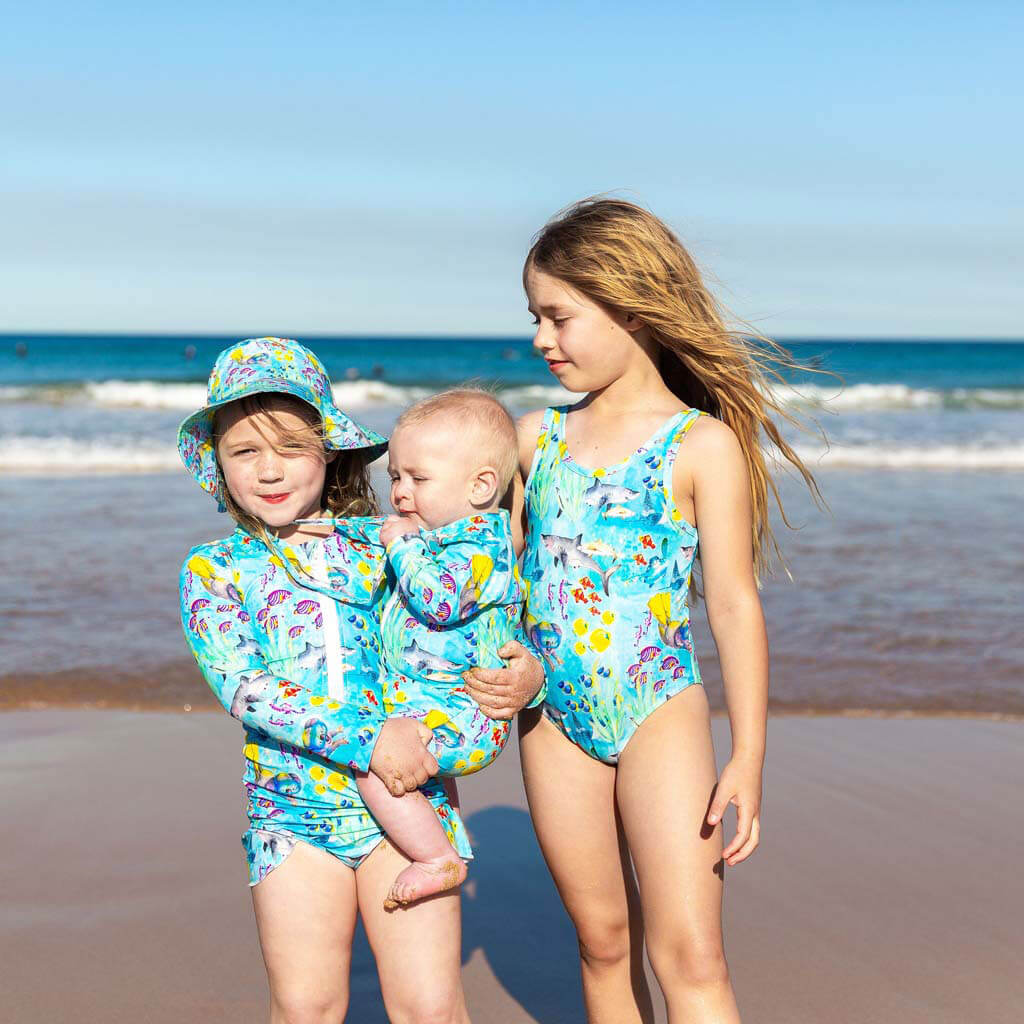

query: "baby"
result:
(358, 388), (526, 908)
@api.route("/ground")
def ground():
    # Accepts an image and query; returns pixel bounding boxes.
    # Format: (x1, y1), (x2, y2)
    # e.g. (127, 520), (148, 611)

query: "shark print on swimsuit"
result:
(523, 405), (708, 764)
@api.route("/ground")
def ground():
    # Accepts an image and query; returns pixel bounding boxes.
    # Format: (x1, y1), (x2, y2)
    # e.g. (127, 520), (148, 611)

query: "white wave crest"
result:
(0, 437), (180, 473)
(3, 377), (1023, 413)
(789, 443), (1024, 469)
(84, 380), (209, 409)
(769, 382), (1024, 411)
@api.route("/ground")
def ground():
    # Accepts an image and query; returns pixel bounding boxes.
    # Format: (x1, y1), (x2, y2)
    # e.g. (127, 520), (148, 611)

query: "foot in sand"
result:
(384, 856), (467, 909)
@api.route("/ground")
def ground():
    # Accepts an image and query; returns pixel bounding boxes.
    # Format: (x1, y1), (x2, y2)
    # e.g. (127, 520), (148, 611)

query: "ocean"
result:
(2, 334), (1022, 714)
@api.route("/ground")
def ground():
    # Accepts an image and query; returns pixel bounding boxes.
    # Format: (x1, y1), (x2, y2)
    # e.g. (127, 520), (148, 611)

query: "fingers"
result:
(463, 666), (509, 688)
(725, 816), (760, 866)
(706, 789), (730, 827)
(497, 640), (526, 658)
(724, 806), (757, 864)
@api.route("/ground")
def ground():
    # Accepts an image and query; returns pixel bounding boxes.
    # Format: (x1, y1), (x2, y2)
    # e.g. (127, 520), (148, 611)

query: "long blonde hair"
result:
(213, 393), (379, 552)
(525, 196), (830, 581)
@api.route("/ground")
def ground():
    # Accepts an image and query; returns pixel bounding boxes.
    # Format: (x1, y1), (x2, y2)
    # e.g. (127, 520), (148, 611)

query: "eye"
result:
(553, 316), (569, 326)
(529, 316), (539, 326)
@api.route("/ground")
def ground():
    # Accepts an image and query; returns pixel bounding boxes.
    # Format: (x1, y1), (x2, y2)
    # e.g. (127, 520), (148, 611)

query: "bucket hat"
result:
(177, 337), (388, 504)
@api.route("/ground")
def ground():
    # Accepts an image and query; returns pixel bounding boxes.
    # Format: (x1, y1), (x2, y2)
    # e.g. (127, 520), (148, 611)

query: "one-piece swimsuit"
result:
(522, 405), (707, 764)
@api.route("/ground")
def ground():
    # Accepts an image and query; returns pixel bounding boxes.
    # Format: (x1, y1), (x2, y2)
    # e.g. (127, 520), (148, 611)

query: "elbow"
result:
(704, 588), (763, 628)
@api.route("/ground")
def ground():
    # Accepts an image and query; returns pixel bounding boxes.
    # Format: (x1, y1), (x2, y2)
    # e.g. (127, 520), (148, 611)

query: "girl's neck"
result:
(274, 507), (335, 543)
(580, 352), (678, 420)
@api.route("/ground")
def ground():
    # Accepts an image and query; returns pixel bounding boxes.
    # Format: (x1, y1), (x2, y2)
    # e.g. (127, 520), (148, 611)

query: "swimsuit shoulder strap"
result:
(524, 406), (570, 491)
(660, 407), (707, 496)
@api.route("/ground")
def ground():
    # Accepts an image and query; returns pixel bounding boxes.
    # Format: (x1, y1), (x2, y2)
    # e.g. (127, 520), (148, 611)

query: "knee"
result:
(646, 933), (731, 990)
(384, 989), (463, 1024)
(270, 988), (348, 1024)
(576, 917), (634, 972)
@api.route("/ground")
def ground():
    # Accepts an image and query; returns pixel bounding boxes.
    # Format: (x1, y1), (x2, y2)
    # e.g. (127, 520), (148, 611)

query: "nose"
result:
(257, 449), (285, 482)
(391, 476), (409, 506)
(532, 323), (553, 354)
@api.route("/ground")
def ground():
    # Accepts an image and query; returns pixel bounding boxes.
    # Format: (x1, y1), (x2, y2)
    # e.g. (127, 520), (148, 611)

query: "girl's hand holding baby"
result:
(381, 514), (422, 548)
(369, 717), (440, 796)
(463, 641), (545, 719)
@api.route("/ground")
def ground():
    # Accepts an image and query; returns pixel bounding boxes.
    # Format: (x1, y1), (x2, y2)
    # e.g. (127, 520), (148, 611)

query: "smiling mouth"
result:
(258, 493), (290, 504)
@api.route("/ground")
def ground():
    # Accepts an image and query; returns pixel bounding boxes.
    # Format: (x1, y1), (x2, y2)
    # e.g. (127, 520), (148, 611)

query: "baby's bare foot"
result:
(383, 857), (468, 909)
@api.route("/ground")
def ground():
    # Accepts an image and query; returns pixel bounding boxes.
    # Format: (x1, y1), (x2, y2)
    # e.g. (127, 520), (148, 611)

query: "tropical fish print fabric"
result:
(522, 406), (708, 764)
(381, 511), (527, 777)
(180, 520), (472, 886)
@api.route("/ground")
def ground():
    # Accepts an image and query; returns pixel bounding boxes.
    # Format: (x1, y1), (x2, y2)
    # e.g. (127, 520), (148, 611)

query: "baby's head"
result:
(388, 389), (518, 530)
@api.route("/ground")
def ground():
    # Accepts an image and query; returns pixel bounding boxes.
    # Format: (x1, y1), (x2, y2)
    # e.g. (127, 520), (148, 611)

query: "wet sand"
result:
(1, 709), (1021, 1023)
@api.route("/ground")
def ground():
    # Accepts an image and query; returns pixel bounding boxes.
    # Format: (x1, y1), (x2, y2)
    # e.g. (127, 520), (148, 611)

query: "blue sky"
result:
(2, 1), (1021, 337)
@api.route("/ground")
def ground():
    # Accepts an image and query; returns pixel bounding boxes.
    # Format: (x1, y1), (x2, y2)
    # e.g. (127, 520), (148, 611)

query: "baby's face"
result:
(387, 421), (481, 530)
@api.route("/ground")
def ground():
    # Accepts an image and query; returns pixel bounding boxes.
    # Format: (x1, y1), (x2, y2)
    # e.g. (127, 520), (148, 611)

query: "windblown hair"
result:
(395, 388), (520, 491)
(213, 393), (378, 551)
(525, 196), (831, 580)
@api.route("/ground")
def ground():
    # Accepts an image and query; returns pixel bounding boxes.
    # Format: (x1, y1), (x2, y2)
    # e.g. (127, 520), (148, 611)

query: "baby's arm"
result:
(385, 534), (511, 626)
(180, 553), (384, 772)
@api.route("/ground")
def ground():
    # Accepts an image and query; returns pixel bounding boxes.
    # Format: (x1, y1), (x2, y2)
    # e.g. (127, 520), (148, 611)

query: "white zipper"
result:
(311, 543), (345, 700)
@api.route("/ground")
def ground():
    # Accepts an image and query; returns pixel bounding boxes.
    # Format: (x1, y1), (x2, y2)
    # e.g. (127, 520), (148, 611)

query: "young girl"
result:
(468, 198), (823, 1024)
(178, 337), (540, 1023)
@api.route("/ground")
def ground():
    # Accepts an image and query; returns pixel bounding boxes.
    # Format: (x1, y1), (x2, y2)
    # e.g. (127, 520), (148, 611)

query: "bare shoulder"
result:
(676, 414), (748, 486)
(688, 413), (742, 456)
(515, 408), (548, 475)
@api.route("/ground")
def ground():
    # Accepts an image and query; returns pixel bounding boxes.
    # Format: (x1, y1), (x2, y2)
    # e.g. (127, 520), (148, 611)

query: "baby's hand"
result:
(381, 514), (421, 548)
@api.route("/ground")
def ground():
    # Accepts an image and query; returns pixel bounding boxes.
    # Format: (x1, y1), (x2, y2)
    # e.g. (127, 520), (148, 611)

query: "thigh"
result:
(251, 840), (359, 1013)
(519, 711), (635, 944)
(616, 685), (725, 956)
(356, 839), (469, 1024)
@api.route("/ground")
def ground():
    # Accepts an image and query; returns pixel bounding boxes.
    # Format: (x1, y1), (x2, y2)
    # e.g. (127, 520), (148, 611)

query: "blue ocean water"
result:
(1, 334), (1022, 472)
(3, 333), (1024, 390)
(2, 334), (1021, 712)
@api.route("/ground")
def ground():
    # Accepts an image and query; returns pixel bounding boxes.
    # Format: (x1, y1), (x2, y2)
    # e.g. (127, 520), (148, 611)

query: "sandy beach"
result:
(1, 708), (1020, 1023)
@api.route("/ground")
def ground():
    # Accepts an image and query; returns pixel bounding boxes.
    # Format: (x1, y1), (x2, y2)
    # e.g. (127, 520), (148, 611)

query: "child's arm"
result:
(385, 532), (513, 626)
(510, 408), (547, 557)
(678, 418), (767, 866)
(180, 554), (384, 772)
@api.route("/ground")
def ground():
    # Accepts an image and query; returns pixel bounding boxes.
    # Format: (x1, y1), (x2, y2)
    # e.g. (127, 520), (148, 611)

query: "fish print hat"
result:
(177, 337), (388, 504)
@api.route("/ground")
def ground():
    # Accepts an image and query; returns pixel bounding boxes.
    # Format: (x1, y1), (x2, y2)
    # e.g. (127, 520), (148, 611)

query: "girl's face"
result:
(525, 266), (645, 394)
(216, 401), (333, 539)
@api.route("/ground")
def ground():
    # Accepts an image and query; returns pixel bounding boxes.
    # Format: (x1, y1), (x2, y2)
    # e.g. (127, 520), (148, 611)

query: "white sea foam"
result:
(2, 434), (1021, 474)
(2, 377), (1023, 413)
(767, 382), (1024, 411)
(0, 437), (181, 473)
(789, 443), (1024, 470)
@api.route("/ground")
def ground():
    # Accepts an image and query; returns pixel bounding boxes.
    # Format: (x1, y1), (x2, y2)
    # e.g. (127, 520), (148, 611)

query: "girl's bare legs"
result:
(519, 710), (655, 1024)
(617, 684), (741, 1024)
(251, 840), (359, 1024)
(356, 771), (468, 908)
(357, 838), (470, 1024)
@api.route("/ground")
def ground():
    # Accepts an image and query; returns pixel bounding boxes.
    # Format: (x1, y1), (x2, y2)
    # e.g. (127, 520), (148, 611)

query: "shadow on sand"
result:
(347, 805), (583, 1023)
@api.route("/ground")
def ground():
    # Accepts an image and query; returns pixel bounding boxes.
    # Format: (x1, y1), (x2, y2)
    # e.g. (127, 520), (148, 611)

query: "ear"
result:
(622, 311), (646, 334)
(469, 465), (500, 508)
(610, 307), (645, 335)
